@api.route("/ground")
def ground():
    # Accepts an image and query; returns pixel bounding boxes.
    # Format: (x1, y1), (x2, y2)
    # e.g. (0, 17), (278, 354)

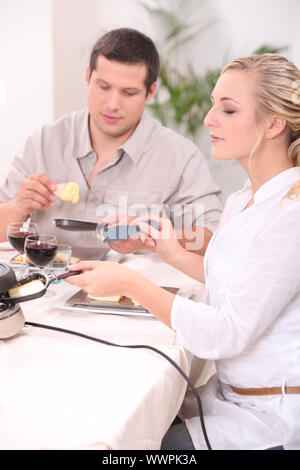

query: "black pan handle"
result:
(56, 270), (82, 281)
(46, 270), (82, 286)
(0, 271), (82, 305)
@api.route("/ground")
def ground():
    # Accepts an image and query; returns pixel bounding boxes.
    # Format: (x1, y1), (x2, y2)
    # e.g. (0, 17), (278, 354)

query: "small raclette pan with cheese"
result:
(0, 269), (81, 305)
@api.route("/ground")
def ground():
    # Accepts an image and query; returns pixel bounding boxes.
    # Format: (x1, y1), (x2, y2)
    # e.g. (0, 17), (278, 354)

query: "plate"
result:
(55, 287), (179, 317)
(0, 242), (14, 251)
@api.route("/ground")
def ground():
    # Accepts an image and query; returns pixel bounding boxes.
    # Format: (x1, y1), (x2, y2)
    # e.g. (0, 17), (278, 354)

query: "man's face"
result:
(86, 55), (156, 139)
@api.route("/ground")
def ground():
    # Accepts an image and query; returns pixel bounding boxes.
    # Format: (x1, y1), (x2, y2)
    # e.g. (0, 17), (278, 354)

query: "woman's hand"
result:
(66, 260), (136, 297)
(136, 216), (205, 283)
(66, 260), (175, 329)
(136, 216), (185, 264)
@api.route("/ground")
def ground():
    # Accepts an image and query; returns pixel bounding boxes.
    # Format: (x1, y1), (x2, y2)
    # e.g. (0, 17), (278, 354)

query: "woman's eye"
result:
(224, 110), (235, 115)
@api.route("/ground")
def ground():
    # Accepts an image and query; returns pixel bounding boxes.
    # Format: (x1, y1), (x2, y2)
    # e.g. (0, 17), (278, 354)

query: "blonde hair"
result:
(222, 54), (300, 199)
(285, 181), (300, 201)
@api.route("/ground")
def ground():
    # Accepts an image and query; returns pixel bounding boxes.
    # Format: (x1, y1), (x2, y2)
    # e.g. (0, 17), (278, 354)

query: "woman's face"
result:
(204, 70), (261, 163)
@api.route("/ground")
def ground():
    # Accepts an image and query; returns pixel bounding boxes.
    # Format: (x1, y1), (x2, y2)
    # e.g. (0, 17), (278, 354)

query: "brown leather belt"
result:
(231, 385), (300, 396)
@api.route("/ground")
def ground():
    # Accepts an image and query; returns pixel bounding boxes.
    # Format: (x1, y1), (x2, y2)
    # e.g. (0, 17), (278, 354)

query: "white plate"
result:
(0, 241), (14, 251)
(56, 303), (155, 318)
(53, 290), (155, 318)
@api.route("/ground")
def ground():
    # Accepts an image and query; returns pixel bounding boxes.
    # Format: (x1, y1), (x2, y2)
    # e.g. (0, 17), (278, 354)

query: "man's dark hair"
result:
(89, 28), (160, 94)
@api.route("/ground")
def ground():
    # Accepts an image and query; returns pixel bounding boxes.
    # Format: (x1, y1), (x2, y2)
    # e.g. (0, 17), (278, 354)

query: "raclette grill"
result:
(0, 262), (25, 339)
(0, 262), (81, 338)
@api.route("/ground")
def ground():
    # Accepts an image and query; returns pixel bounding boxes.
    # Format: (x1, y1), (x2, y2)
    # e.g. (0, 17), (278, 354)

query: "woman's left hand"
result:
(136, 216), (184, 264)
(65, 261), (134, 297)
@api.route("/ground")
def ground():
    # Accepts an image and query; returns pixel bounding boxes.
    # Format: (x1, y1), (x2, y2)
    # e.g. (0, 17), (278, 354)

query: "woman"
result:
(67, 54), (300, 450)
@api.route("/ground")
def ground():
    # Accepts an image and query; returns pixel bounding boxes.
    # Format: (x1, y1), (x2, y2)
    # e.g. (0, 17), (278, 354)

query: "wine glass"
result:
(25, 234), (58, 296)
(7, 221), (39, 262)
(25, 234), (57, 271)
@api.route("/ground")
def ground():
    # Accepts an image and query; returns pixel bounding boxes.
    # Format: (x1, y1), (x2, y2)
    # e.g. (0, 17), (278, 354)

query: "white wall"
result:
(52, 0), (98, 118)
(0, 0), (54, 184)
(52, 0), (155, 118)
(186, 0), (298, 72)
(292, 0), (300, 66)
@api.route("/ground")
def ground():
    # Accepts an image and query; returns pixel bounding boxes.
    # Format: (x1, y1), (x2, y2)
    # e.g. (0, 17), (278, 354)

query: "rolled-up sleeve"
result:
(0, 131), (40, 202)
(171, 205), (300, 360)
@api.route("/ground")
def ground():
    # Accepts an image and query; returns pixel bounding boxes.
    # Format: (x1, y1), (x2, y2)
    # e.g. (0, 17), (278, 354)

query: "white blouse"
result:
(172, 167), (300, 450)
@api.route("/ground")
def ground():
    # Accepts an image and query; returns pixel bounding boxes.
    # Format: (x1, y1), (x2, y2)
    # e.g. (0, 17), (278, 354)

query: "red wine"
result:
(8, 231), (38, 253)
(25, 242), (58, 267)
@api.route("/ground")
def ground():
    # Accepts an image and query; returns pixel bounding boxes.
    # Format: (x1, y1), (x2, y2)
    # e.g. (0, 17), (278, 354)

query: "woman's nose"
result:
(204, 108), (218, 128)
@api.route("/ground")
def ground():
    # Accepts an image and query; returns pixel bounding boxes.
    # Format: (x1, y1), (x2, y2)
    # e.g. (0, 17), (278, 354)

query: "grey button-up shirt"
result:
(0, 109), (222, 258)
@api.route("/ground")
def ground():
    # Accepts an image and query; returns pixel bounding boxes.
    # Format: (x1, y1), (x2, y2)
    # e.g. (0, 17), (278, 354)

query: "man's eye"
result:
(99, 85), (109, 90)
(224, 110), (235, 114)
(124, 91), (136, 96)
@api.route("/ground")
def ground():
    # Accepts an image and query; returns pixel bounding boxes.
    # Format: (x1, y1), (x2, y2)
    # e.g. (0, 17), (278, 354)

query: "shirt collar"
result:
(121, 113), (156, 166)
(252, 167), (300, 204)
(73, 108), (94, 159)
(74, 111), (155, 165)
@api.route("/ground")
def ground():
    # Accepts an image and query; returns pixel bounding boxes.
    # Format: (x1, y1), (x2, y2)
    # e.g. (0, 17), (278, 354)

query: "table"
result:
(0, 247), (211, 450)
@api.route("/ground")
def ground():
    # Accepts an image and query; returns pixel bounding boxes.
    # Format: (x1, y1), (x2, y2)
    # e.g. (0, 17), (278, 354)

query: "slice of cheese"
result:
(87, 293), (123, 303)
(55, 182), (79, 204)
(8, 279), (45, 298)
(87, 293), (141, 306)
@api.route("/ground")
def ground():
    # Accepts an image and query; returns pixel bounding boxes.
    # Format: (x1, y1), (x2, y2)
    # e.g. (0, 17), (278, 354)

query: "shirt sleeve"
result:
(171, 202), (300, 360)
(166, 150), (223, 234)
(0, 130), (40, 202)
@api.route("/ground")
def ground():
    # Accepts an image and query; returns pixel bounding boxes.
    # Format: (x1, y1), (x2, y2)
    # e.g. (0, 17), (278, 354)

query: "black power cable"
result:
(25, 321), (212, 450)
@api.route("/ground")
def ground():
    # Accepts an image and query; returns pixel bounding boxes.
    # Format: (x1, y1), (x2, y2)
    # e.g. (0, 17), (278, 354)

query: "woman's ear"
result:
(265, 116), (287, 140)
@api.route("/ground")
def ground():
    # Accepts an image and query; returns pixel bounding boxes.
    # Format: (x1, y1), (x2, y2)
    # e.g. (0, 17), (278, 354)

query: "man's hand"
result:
(14, 174), (56, 217)
(108, 237), (145, 254)
(101, 214), (146, 254)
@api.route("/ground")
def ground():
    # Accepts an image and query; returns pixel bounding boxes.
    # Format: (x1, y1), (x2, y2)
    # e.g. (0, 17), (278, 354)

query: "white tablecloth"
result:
(0, 247), (211, 450)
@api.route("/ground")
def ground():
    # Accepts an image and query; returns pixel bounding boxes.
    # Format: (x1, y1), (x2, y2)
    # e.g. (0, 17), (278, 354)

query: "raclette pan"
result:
(53, 219), (98, 232)
(0, 270), (81, 304)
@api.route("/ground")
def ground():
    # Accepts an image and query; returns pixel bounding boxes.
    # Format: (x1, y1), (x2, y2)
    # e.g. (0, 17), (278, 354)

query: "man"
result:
(0, 28), (222, 258)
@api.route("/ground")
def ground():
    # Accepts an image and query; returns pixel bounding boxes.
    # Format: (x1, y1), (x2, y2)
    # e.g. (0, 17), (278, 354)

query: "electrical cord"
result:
(25, 321), (212, 450)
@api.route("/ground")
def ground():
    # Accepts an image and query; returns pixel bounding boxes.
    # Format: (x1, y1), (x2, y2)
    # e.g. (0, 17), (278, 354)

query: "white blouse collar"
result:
(240, 167), (300, 204)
